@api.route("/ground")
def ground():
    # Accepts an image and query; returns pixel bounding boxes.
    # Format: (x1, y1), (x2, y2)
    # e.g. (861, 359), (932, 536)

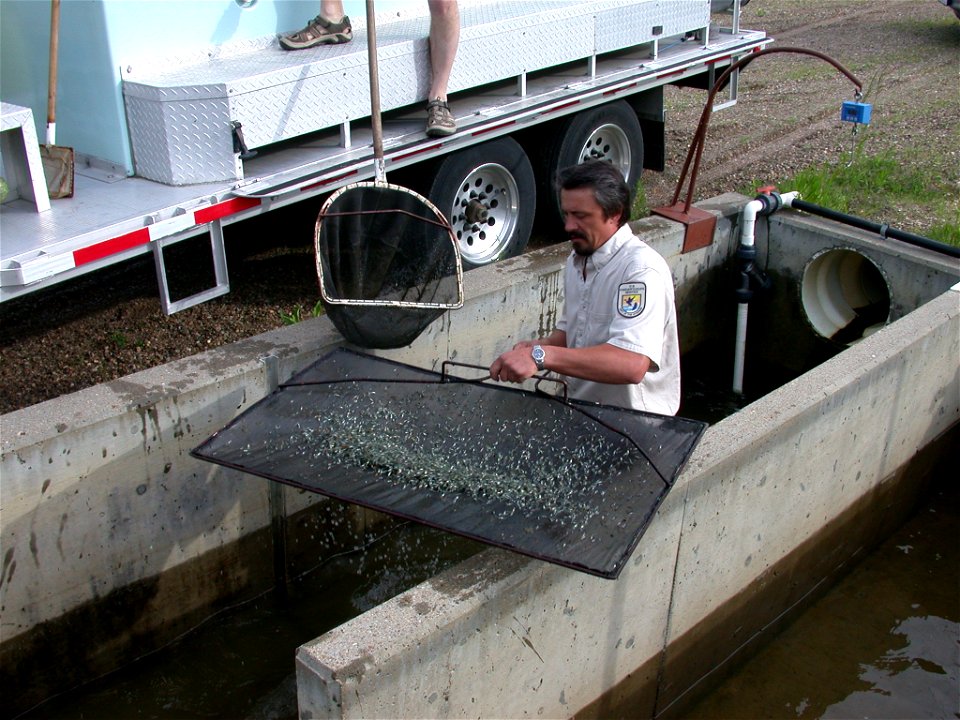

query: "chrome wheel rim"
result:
(448, 163), (522, 266)
(577, 123), (632, 179)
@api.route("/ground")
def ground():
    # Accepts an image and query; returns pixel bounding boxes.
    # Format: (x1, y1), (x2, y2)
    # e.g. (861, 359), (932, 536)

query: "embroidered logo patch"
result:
(618, 282), (646, 318)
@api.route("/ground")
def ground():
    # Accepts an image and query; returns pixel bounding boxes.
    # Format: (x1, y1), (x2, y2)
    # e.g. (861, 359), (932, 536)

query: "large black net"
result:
(315, 183), (463, 349)
(192, 349), (707, 579)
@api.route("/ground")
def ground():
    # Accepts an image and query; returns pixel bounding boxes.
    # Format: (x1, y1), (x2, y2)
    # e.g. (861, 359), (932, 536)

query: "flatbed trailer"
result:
(0, 0), (768, 313)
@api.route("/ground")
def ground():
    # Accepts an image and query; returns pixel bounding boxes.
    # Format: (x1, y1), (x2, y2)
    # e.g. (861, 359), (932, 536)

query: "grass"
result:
(279, 299), (325, 325)
(631, 180), (650, 219)
(108, 330), (145, 349)
(745, 145), (960, 247)
(779, 64), (836, 83)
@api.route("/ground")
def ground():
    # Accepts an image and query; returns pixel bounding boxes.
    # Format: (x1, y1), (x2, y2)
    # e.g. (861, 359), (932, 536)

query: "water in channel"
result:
(17, 521), (483, 720)
(687, 471), (958, 719)
(19, 471), (955, 720)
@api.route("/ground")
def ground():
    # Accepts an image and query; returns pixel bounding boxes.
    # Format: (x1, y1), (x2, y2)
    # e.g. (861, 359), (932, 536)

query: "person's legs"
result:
(425, 0), (459, 136)
(427, 0), (459, 100)
(280, 0), (352, 51)
(320, 1), (346, 22)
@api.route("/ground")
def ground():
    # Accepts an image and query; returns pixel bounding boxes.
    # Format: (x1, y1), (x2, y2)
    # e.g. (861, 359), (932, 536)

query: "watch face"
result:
(532, 345), (545, 369)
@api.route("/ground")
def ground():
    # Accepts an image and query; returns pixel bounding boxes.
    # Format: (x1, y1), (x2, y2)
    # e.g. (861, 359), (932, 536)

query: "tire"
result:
(427, 137), (536, 270)
(536, 100), (644, 224)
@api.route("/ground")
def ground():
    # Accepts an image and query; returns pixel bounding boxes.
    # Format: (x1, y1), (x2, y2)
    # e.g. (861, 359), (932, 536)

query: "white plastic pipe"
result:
(732, 198), (764, 395)
(780, 191), (801, 209)
(731, 302), (750, 394)
(738, 198), (765, 251)
(732, 192), (800, 395)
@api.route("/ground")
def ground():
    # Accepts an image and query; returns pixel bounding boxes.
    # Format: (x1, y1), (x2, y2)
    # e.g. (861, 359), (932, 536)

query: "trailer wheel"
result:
(538, 101), (644, 221)
(428, 138), (536, 269)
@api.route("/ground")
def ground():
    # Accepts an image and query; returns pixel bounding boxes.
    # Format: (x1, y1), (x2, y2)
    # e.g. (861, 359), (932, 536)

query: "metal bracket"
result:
(231, 121), (258, 160)
(652, 203), (718, 253)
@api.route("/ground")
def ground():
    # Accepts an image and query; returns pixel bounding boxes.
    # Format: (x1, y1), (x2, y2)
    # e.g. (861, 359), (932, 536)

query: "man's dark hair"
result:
(555, 160), (632, 226)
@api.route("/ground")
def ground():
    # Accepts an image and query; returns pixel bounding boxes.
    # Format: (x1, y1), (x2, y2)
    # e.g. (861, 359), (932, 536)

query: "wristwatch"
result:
(531, 344), (546, 371)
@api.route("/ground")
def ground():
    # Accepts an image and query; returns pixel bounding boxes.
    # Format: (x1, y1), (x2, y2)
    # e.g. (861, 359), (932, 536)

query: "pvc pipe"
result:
(732, 200), (762, 395)
(731, 191), (800, 394)
(780, 191), (801, 206)
(739, 199), (764, 248)
(732, 302), (749, 394)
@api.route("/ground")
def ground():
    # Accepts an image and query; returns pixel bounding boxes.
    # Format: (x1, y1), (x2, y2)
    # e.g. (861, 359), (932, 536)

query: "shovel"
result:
(40, 0), (74, 198)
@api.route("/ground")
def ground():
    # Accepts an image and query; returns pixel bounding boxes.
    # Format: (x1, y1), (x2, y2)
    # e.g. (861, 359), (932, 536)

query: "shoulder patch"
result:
(618, 282), (646, 318)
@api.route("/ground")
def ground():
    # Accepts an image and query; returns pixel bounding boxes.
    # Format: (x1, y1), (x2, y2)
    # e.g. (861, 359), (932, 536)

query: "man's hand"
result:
(489, 343), (538, 383)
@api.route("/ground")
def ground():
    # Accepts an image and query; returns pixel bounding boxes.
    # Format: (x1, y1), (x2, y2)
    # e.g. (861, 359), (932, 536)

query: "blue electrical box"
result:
(841, 101), (872, 125)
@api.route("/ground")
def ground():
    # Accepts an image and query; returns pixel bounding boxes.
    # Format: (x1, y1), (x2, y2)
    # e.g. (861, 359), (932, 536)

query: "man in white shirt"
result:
(489, 160), (681, 415)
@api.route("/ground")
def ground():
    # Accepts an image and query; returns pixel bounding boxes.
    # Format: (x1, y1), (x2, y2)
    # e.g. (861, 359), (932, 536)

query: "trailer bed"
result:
(0, 3), (768, 308)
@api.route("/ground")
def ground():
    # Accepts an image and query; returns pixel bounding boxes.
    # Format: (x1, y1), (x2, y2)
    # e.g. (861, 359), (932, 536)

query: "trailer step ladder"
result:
(151, 219), (230, 315)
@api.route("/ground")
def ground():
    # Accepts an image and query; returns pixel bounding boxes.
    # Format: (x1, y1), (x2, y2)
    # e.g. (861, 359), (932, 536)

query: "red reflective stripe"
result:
(73, 228), (150, 266)
(470, 120), (516, 137)
(394, 144), (443, 161)
(300, 169), (360, 194)
(71, 196), (260, 267)
(604, 82), (637, 96)
(194, 196), (261, 224)
(549, 100), (581, 114)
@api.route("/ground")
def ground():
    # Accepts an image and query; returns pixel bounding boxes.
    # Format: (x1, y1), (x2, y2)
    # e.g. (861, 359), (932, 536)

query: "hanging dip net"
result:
(192, 349), (706, 579)
(312, 0), (462, 350)
(315, 182), (463, 349)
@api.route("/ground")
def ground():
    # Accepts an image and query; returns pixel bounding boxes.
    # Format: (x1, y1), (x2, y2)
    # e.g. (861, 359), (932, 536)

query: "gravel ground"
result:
(1, 0), (956, 415)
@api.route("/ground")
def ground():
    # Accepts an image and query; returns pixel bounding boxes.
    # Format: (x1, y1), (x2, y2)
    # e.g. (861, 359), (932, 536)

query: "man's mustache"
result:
(567, 231), (587, 241)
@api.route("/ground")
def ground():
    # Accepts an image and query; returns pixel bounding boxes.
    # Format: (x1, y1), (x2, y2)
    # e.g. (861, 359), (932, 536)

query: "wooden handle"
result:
(47, 0), (60, 125)
(365, 0), (383, 168)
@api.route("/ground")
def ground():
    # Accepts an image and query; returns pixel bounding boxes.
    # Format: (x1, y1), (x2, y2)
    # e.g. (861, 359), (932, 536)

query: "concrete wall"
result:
(2, 193), (957, 715)
(0, 194), (732, 710)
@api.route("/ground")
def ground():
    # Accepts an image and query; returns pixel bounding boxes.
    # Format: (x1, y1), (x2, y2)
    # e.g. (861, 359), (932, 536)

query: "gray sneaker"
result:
(425, 99), (456, 137)
(279, 14), (352, 50)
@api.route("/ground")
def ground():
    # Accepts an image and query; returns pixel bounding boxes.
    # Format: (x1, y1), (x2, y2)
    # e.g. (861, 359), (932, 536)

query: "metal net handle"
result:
(441, 361), (568, 402)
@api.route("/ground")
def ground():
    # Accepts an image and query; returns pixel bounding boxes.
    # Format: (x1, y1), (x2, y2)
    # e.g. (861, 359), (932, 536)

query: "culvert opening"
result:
(801, 248), (891, 345)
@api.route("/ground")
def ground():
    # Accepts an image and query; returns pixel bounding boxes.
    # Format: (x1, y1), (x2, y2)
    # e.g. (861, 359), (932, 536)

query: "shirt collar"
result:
(573, 224), (634, 275)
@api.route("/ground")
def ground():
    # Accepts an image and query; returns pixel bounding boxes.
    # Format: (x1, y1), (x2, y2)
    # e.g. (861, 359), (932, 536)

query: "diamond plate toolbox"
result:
(121, 0), (710, 185)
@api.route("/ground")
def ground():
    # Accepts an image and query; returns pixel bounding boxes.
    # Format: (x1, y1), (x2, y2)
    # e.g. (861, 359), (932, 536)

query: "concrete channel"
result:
(2, 193), (957, 717)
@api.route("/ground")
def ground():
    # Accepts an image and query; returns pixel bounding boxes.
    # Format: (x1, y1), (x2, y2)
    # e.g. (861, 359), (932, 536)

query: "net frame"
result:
(191, 348), (708, 580)
(314, 181), (464, 310)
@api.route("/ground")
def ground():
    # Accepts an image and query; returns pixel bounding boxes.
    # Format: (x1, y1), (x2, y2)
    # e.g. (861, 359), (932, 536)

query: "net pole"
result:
(365, 0), (386, 182)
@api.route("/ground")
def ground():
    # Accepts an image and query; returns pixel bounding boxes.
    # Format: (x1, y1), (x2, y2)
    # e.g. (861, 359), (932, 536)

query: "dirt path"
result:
(1, 0), (956, 414)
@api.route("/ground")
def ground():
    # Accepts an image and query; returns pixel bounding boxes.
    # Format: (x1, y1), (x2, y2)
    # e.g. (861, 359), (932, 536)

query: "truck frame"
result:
(0, 0), (767, 314)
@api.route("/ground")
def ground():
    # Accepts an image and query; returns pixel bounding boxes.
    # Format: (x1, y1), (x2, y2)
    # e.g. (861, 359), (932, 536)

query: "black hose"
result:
(789, 198), (960, 259)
